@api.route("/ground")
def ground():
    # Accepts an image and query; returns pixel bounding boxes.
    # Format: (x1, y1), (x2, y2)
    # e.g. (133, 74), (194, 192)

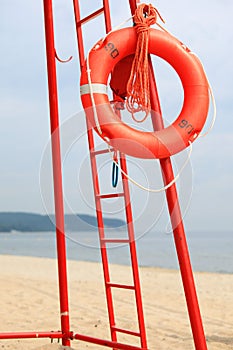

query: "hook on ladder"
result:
(55, 49), (73, 63)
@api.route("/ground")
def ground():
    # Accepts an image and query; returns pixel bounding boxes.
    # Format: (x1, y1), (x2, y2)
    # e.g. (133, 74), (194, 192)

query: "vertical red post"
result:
(148, 64), (208, 349)
(43, 0), (70, 346)
(72, 2), (118, 342)
(128, 0), (140, 14)
(72, 0), (85, 68)
(129, 1), (207, 348)
(103, 0), (112, 32)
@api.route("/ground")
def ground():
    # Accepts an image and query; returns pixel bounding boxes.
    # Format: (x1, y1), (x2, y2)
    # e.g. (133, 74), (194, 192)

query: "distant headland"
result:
(0, 212), (125, 233)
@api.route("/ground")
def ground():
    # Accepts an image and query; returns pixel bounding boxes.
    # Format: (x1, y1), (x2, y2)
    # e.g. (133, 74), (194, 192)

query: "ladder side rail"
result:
(119, 154), (148, 349)
(148, 60), (208, 350)
(73, 0), (86, 68)
(43, 0), (71, 345)
(97, 3), (150, 348)
(72, 0), (121, 343)
(72, 0), (118, 343)
(114, 102), (147, 348)
(87, 120), (118, 343)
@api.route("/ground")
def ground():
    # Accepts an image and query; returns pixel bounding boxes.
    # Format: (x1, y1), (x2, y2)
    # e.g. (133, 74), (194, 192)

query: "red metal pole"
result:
(43, 0), (71, 346)
(89, 122), (118, 343)
(74, 332), (146, 350)
(72, 0), (85, 68)
(128, 0), (140, 14)
(72, 1), (118, 343)
(128, 1), (207, 348)
(0, 331), (64, 340)
(103, 0), (112, 32)
(120, 155), (148, 349)
(148, 62), (208, 349)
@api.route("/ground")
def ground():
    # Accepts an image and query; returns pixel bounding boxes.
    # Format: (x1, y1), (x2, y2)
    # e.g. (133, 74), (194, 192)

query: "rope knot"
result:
(126, 4), (163, 122)
(134, 4), (157, 33)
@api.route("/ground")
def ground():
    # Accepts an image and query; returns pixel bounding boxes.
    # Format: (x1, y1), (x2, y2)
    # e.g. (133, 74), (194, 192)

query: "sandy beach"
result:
(0, 255), (232, 350)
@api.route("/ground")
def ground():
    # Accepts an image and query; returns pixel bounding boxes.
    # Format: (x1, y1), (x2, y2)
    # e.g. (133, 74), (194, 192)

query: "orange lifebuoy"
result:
(80, 27), (209, 159)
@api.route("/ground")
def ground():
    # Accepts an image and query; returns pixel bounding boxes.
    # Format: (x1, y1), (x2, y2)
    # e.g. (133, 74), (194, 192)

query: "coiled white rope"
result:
(106, 139), (192, 193)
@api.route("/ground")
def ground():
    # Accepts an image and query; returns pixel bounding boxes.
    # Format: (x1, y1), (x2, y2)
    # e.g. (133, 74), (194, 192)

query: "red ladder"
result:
(72, 1), (148, 349)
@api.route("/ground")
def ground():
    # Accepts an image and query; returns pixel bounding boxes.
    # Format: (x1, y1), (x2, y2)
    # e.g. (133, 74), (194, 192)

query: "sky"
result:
(0, 0), (233, 232)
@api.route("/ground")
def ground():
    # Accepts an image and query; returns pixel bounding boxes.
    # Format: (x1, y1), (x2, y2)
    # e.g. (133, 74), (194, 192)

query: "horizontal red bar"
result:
(106, 282), (135, 290)
(91, 147), (114, 156)
(96, 193), (124, 199)
(74, 332), (146, 350)
(0, 331), (64, 340)
(112, 326), (140, 337)
(76, 7), (104, 26)
(101, 238), (129, 244)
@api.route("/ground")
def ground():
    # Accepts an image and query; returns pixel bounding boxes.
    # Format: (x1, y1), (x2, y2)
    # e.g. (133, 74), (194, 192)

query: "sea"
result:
(0, 230), (232, 274)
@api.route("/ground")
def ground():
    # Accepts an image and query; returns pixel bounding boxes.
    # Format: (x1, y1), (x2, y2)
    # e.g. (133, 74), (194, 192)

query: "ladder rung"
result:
(77, 7), (104, 26)
(111, 326), (141, 338)
(106, 282), (135, 290)
(101, 238), (129, 244)
(90, 147), (114, 156)
(96, 193), (124, 199)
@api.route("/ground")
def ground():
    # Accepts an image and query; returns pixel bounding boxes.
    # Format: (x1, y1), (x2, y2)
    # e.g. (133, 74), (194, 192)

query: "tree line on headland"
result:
(0, 212), (125, 232)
